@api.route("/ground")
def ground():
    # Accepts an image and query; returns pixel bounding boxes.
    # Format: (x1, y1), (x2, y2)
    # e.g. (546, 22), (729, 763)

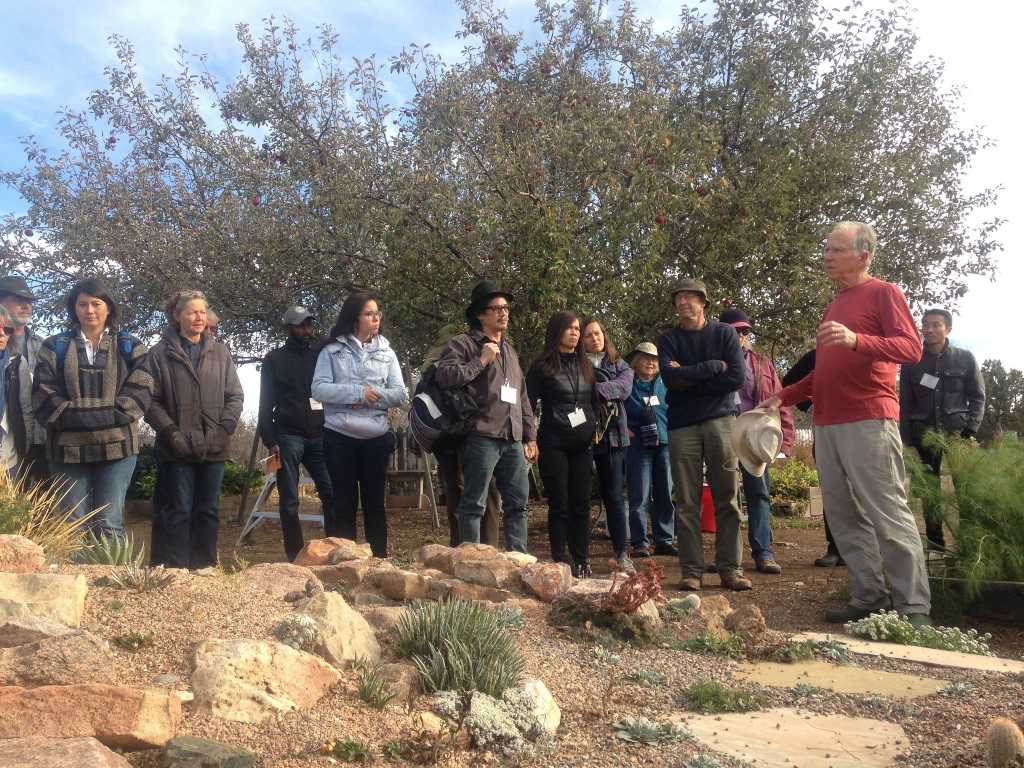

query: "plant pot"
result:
(929, 575), (1024, 625)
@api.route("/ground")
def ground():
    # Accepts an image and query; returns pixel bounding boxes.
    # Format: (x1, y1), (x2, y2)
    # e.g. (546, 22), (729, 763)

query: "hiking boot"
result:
(824, 604), (882, 624)
(720, 571), (753, 591)
(814, 550), (845, 568)
(615, 555), (636, 574)
(632, 546), (652, 559)
(571, 562), (592, 579)
(678, 576), (702, 591)
(755, 557), (783, 575)
(704, 563), (719, 574)
(653, 542), (679, 556)
(903, 613), (932, 628)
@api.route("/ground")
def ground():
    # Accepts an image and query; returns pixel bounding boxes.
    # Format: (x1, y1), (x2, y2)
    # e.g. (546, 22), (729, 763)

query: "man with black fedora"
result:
(0, 275), (47, 483)
(257, 305), (335, 561)
(436, 280), (537, 552)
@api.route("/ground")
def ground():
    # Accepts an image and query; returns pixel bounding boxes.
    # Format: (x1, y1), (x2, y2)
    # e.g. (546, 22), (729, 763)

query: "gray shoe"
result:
(616, 555), (636, 574)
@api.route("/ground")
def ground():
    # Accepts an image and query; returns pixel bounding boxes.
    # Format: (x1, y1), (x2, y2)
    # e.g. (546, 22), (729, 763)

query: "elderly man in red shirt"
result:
(761, 221), (931, 626)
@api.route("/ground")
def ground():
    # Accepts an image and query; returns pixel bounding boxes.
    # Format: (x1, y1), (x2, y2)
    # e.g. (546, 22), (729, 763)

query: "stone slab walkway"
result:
(735, 659), (946, 698)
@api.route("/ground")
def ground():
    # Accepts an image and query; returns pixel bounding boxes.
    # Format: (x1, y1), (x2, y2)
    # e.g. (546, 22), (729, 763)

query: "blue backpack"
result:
(51, 331), (137, 368)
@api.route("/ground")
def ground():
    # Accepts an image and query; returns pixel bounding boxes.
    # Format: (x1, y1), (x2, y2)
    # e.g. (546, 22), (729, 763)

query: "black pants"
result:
(150, 456), (225, 569)
(539, 432), (593, 566)
(276, 433), (335, 561)
(323, 429), (394, 557)
(594, 443), (629, 558)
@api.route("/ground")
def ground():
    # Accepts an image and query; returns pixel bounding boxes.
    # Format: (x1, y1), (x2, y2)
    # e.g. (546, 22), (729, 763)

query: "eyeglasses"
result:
(484, 304), (510, 315)
(0, 327), (14, 337)
(737, 328), (751, 336)
(360, 311), (383, 320)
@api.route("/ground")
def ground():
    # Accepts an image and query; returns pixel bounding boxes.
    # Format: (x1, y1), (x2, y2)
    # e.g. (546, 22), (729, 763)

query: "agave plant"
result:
(107, 563), (176, 592)
(0, 469), (97, 562)
(75, 532), (145, 566)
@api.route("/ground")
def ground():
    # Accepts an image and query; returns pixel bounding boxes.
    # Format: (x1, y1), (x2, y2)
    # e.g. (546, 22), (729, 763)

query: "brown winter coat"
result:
(145, 326), (244, 463)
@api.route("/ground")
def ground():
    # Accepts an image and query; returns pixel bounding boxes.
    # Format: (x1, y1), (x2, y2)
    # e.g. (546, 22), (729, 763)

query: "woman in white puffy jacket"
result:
(311, 293), (408, 555)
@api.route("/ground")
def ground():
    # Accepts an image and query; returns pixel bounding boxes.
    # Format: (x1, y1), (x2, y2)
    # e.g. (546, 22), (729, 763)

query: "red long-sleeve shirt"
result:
(778, 277), (922, 425)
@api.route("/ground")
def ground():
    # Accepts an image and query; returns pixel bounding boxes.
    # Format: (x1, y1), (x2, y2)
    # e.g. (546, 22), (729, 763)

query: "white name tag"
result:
(415, 392), (442, 420)
(567, 407), (587, 428)
(920, 373), (939, 390)
(309, 398), (324, 411)
(500, 385), (518, 404)
(646, 395), (660, 406)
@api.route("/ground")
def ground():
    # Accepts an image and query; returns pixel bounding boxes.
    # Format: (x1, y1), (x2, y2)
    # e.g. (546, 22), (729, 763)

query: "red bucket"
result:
(701, 484), (716, 533)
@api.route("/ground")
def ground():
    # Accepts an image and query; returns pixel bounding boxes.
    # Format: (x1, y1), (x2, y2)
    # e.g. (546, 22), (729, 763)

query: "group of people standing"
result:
(0, 276), (242, 570)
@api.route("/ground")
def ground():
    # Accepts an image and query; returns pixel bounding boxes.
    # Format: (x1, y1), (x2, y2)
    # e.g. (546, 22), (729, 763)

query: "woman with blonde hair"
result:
(146, 289), (243, 568)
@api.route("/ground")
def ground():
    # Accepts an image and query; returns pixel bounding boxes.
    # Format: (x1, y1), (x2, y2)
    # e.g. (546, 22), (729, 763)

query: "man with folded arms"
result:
(761, 221), (931, 626)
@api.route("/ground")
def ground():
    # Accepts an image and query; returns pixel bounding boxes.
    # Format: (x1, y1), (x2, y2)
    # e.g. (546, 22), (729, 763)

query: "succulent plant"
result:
(986, 718), (1024, 768)
(272, 613), (321, 652)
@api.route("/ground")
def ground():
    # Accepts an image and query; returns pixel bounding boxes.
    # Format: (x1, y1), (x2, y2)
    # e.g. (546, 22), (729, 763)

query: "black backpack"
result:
(408, 361), (483, 454)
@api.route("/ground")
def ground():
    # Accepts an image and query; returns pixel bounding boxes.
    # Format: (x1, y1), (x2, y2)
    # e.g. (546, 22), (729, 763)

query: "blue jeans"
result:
(594, 445), (629, 558)
(457, 434), (529, 552)
(150, 459), (226, 569)
(51, 456), (137, 539)
(626, 442), (675, 548)
(741, 466), (774, 560)
(277, 433), (335, 561)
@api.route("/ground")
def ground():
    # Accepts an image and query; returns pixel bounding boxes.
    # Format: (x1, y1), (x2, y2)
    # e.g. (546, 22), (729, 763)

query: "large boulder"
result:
(298, 591), (381, 665)
(0, 572), (88, 627)
(0, 535), (46, 573)
(452, 558), (521, 589)
(326, 540), (374, 564)
(161, 735), (257, 768)
(191, 639), (341, 723)
(0, 684), (181, 750)
(519, 562), (572, 603)
(414, 543), (456, 573)
(0, 630), (115, 686)
(0, 736), (132, 767)
(293, 537), (351, 566)
(373, 569), (430, 602)
(241, 562), (322, 600)
(0, 608), (72, 648)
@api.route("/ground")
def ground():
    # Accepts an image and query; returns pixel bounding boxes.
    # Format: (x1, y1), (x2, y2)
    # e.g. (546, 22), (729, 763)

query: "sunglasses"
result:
(0, 327), (14, 337)
(736, 328), (752, 336)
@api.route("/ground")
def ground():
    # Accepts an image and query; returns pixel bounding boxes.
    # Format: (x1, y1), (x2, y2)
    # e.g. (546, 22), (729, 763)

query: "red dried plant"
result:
(600, 560), (665, 614)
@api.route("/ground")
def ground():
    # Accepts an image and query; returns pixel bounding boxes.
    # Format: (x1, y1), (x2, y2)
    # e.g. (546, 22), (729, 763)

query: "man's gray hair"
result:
(834, 220), (877, 257)
(164, 289), (208, 324)
(0, 305), (11, 327)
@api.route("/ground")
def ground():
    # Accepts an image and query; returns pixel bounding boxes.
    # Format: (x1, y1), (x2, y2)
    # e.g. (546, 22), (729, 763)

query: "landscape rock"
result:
(311, 559), (376, 586)
(293, 537), (349, 566)
(0, 608), (72, 648)
(326, 539), (374, 564)
(0, 535), (46, 573)
(567, 578), (614, 604)
(429, 577), (513, 603)
(161, 735), (257, 768)
(664, 594), (701, 617)
(378, 661), (420, 702)
(359, 605), (409, 632)
(450, 542), (504, 563)
(452, 557), (521, 589)
(0, 684), (181, 750)
(414, 543), (455, 573)
(374, 569), (430, 601)
(298, 591), (382, 665)
(410, 710), (447, 737)
(0, 736), (132, 767)
(519, 562), (573, 603)
(725, 604), (767, 639)
(241, 562), (322, 600)
(696, 593), (733, 639)
(634, 599), (664, 629)
(503, 551), (538, 568)
(191, 639), (341, 723)
(508, 678), (560, 736)
(352, 590), (397, 607)
(0, 572), (88, 627)
(0, 629), (115, 686)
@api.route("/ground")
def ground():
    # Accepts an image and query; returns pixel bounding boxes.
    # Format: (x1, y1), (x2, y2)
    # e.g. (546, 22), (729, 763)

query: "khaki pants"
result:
(814, 419), (930, 615)
(668, 416), (742, 578)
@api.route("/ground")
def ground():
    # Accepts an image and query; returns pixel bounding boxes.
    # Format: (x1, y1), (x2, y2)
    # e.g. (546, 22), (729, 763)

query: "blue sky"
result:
(1, 0), (1021, 412)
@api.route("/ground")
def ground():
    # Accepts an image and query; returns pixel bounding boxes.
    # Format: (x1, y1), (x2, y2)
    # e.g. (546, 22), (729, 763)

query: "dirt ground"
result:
(124, 495), (1024, 659)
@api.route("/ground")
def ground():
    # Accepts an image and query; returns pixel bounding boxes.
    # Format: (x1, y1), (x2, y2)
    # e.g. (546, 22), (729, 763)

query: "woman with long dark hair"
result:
(312, 293), (407, 556)
(526, 311), (598, 578)
(582, 318), (635, 572)
(33, 278), (152, 539)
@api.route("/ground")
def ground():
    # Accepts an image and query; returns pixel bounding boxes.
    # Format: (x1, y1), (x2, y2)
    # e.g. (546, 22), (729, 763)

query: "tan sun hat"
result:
(732, 406), (783, 477)
(625, 341), (659, 362)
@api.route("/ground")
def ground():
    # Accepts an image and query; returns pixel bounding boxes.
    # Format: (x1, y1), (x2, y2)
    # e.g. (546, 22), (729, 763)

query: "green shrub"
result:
(675, 631), (745, 659)
(845, 610), (993, 656)
(395, 599), (524, 698)
(127, 444), (158, 500)
(684, 681), (763, 714)
(768, 459), (819, 502)
(114, 630), (154, 651)
(625, 668), (666, 687)
(492, 604), (525, 631)
(221, 461), (263, 495)
(330, 739), (372, 762)
(75, 532), (145, 566)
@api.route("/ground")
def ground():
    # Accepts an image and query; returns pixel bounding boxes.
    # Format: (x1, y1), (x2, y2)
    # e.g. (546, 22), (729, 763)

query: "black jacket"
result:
(657, 320), (745, 429)
(257, 335), (325, 447)
(899, 341), (985, 442)
(526, 353), (598, 444)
